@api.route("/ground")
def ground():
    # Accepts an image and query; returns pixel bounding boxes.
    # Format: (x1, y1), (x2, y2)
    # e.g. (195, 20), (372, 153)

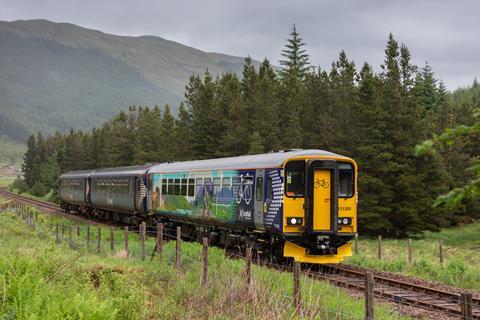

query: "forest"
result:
(17, 27), (480, 237)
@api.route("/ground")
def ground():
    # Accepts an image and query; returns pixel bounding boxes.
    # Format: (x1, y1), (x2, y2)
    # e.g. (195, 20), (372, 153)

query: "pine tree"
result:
(353, 63), (394, 233)
(278, 25), (311, 80)
(248, 131), (264, 155)
(22, 135), (38, 188)
(278, 25), (310, 149)
(257, 58), (280, 152)
(160, 105), (177, 162)
(175, 102), (194, 160)
(329, 50), (357, 155)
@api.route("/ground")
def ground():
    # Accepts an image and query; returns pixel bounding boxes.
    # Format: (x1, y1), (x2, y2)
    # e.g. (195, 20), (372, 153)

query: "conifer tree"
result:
(22, 135), (38, 188)
(278, 25), (310, 148)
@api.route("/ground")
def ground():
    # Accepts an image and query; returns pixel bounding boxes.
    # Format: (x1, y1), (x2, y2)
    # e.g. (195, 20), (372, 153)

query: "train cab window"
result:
(181, 178), (187, 196)
(188, 179), (195, 197)
(285, 161), (305, 198)
(339, 163), (354, 198)
(168, 179), (174, 195)
(256, 177), (264, 201)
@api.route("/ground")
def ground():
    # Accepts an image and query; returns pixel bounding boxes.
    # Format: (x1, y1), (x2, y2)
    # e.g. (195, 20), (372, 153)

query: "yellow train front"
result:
(148, 149), (357, 264)
(281, 151), (357, 264)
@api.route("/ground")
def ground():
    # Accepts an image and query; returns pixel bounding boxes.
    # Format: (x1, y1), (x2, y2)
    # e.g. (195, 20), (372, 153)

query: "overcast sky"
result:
(1, 0), (478, 90)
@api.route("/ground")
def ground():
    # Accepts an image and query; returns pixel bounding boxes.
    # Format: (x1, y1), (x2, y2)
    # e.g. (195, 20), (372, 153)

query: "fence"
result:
(1, 201), (476, 320)
(354, 233), (449, 266)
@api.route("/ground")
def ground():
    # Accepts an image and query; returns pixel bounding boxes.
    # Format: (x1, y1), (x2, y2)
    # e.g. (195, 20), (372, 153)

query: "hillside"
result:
(0, 19), (257, 142)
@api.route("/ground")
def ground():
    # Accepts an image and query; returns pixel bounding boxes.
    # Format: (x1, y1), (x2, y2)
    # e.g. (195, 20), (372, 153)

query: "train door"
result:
(305, 160), (339, 234)
(254, 169), (265, 230)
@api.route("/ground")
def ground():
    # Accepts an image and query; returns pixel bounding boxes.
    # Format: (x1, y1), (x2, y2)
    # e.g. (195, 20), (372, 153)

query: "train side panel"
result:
(151, 168), (284, 232)
(90, 176), (138, 213)
(59, 177), (87, 205)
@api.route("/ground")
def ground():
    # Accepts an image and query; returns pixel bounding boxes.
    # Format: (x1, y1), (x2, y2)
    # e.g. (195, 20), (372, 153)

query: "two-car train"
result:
(59, 149), (358, 264)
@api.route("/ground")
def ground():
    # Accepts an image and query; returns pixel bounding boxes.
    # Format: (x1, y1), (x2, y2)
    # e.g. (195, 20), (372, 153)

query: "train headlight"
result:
(337, 218), (352, 225)
(287, 217), (303, 225)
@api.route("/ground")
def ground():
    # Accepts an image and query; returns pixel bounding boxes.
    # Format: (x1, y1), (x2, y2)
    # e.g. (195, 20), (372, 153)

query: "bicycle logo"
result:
(235, 180), (252, 205)
(314, 178), (329, 189)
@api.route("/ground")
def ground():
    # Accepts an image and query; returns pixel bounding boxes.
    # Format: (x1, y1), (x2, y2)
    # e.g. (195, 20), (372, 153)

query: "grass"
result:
(0, 209), (411, 320)
(0, 176), (15, 188)
(346, 223), (480, 290)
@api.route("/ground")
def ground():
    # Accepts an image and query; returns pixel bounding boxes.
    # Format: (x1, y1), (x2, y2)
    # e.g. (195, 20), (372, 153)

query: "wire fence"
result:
(1, 200), (477, 320)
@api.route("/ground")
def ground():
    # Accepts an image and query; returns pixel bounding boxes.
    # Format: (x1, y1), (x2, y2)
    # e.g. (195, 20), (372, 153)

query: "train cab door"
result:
(254, 169), (265, 230)
(305, 160), (339, 235)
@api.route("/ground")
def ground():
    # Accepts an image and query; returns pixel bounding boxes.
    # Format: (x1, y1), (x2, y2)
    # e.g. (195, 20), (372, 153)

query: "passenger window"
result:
(181, 178), (187, 196)
(174, 179), (181, 195)
(285, 161), (305, 197)
(267, 176), (273, 200)
(213, 178), (221, 194)
(161, 179), (167, 195)
(256, 177), (264, 201)
(188, 178), (195, 197)
(168, 178), (174, 195)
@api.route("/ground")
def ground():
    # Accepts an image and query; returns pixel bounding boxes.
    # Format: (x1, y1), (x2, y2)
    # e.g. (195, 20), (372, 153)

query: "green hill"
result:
(0, 19), (257, 142)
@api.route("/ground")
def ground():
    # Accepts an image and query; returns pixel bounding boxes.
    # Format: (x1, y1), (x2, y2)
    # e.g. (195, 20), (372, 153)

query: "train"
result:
(59, 149), (358, 264)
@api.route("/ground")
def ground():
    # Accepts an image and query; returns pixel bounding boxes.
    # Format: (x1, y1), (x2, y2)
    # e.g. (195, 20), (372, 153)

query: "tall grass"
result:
(346, 224), (480, 290)
(0, 210), (412, 319)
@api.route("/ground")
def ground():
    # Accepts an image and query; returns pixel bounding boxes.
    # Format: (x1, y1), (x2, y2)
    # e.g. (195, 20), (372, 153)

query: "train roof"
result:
(148, 149), (348, 173)
(59, 169), (95, 179)
(60, 164), (155, 179)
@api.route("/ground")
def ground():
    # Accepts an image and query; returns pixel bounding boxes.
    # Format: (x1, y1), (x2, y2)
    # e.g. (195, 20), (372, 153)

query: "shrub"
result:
(10, 176), (28, 193)
(31, 181), (48, 197)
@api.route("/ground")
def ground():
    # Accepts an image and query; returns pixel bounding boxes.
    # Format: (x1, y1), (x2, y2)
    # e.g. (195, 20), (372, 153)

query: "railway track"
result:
(2, 188), (478, 318)
(0, 188), (106, 225)
(318, 264), (480, 318)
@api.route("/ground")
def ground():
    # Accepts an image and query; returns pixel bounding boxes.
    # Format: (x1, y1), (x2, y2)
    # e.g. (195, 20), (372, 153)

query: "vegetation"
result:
(0, 210), (410, 320)
(346, 221), (480, 290)
(20, 26), (480, 237)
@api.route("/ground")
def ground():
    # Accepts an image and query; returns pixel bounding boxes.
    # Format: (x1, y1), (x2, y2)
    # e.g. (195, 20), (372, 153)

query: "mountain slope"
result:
(0, 19), (256, 141)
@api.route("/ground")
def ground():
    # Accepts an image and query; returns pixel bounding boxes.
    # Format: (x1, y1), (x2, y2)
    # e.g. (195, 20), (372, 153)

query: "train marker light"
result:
(287, 217), (303, 225)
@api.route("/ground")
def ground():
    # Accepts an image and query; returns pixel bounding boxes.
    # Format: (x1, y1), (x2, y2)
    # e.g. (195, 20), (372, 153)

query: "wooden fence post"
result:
(124, 226), (129, 257)
(97, 226), (101, 254)
(68, 225), (72, 248)
(461, 292), (473, 320)
(202, 237), (209, 285)
(110, 226), (115, 253)
(157, 223), (163, 259)
(175, 226), (181, 268)
(140, 222), (146, 261)
(377, 236), (382, 260)
(293, 261), (301, 315)
(76, 226), (80, 248)
(86, 226), (90, 248)
(408, 239), (413, 265)
(245, 245), (252, 287)
(365, 272), (375, 320)
(355, 233), (359, 255)
(62, 224), (65, 241)
(439, 240), (444, 266)
(55, 224), (60, 244)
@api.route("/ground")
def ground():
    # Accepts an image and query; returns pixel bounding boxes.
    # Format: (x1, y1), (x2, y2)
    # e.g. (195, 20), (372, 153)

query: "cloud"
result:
(0, 0), (478, 89)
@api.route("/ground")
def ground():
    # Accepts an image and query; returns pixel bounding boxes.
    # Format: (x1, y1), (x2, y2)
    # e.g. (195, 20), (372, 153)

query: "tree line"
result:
(19, 27), (480, 237)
